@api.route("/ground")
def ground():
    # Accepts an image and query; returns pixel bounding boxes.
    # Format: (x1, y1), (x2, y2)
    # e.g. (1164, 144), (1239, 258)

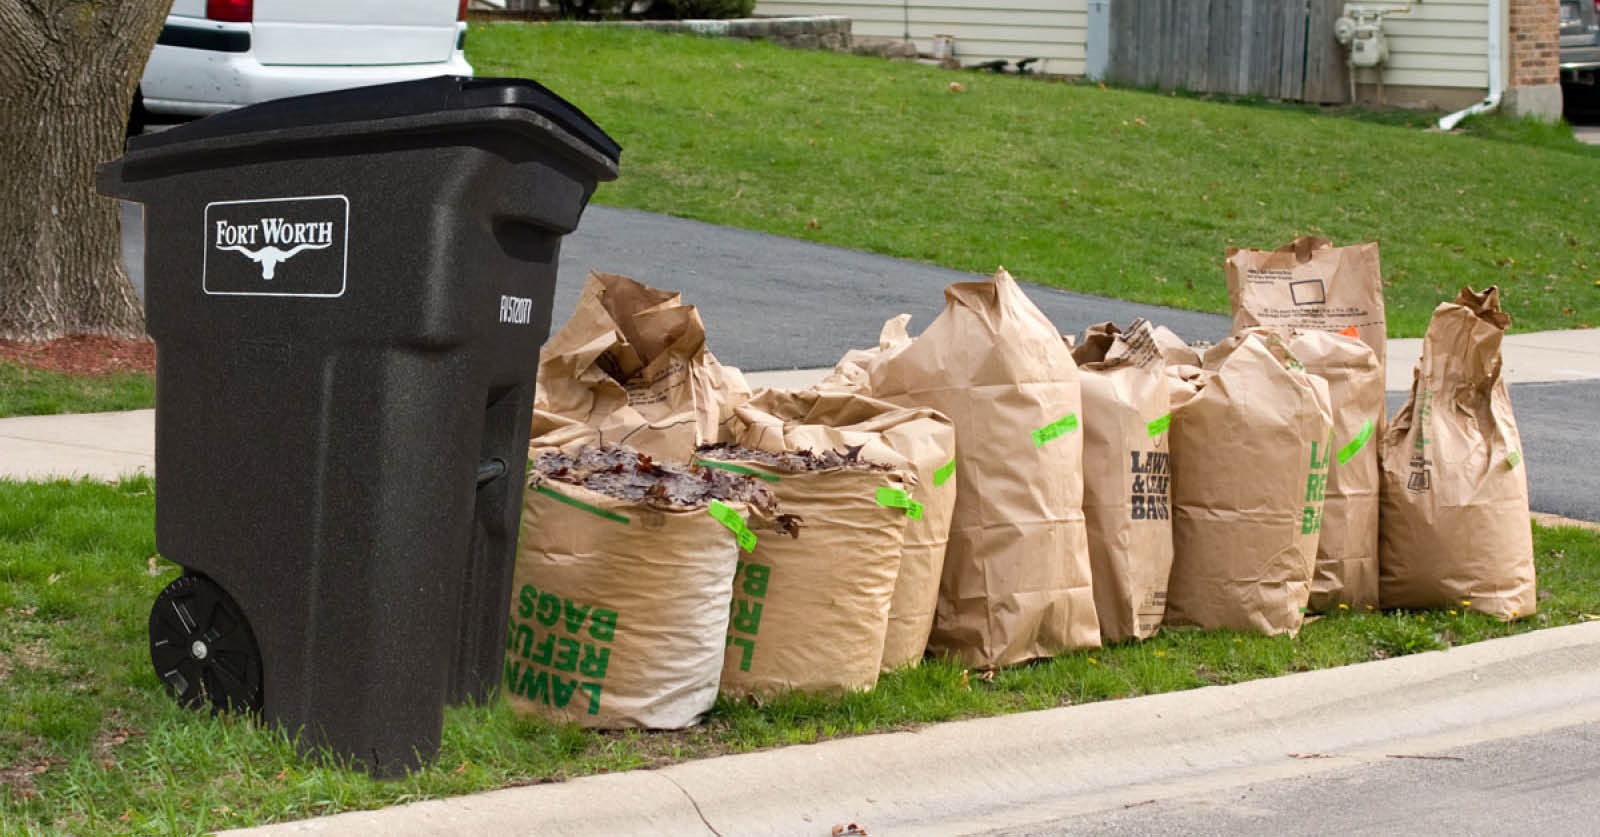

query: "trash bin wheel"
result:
(149, 573), (263, 714)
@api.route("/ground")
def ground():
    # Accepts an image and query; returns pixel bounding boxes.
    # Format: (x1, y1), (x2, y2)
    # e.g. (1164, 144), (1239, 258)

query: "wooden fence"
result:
(1107, 0), (1350, 103)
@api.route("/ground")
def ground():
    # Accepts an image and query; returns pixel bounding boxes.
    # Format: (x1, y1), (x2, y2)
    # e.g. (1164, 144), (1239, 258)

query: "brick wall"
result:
(1508, 0), (1558, 87)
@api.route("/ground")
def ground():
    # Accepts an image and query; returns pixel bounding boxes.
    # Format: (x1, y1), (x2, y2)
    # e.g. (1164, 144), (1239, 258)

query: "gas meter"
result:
(1335, 4), (1411, 101)
(1348, 15), (1388, 68)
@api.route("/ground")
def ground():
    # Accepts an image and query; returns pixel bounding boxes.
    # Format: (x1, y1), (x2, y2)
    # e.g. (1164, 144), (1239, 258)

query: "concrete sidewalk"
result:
(5, 331), (1600, 483)
(0, 409), (154, 482)
(225, 621), (1600, 836)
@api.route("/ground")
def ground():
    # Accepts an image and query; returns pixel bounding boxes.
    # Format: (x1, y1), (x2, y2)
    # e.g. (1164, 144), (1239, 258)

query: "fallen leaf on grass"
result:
(2, 758), (61, 801)
(147, 556), (162, 576)
(94, 726), (140, 755)
(949, 81), (965, 93)
(806, 218), (822, 230)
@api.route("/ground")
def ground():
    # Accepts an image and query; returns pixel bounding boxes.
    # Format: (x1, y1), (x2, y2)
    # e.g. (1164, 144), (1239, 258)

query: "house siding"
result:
(1358, 1), (1491, 92)
(753, 0), (1090, 76)
(755, 0), (1498, 94)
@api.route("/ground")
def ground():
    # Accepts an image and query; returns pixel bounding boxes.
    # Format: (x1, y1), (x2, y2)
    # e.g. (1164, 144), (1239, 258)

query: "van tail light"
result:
(458, 0), (469, 20)
(206, 0), (253, 22)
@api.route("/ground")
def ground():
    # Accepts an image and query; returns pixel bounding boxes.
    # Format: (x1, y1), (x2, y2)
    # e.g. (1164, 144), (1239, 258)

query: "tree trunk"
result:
(0, 1), (166, 341)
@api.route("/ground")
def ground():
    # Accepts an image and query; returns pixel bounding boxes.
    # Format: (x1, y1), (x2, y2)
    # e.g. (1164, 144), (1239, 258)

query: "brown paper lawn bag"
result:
(816, 314), (913, 395)
(862, 268), (1100, 668)
(1284, 331), (1383, 612)
(730, 388), (958, 669)
(1166, 331), (1334, 636)
(1072, 319), (1174, 642)
(535, 271), (751, 458)
(697, 447), (912, 695)
(508, 447), (779, 728)
(1227, 236), (1387, 369)
(1379, 286), (1534, 621)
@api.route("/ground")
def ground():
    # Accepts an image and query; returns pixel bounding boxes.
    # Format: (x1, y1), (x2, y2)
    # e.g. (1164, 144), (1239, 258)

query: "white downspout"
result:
(1438, 0), (1504, 130)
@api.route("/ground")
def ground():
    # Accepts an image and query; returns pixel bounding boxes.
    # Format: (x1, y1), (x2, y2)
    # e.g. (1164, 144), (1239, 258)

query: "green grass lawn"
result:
(3, 477), (1597, 832)
(0, 364), (153, 418)
(467, 24), (1600, 336)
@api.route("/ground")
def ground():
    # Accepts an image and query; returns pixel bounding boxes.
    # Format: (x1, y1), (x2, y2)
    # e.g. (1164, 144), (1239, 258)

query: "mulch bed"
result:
(0, 336), (155, 376)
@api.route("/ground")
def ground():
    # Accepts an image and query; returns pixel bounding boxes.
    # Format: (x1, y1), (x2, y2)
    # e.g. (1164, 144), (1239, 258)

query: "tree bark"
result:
(0, 0), (166, 341)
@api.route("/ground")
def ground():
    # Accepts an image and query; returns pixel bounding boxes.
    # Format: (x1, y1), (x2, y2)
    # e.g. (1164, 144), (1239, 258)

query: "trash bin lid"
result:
(128, 76), (619, 167)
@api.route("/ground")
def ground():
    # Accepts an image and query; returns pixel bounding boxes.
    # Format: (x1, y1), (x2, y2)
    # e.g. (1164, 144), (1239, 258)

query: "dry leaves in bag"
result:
(729, 388), (958, 670)
(508, 447), (776, 728)
(1072, 319), (1173, 642)
(698, 445), (910, 695)
(1286, 331), (1383, 612)
(860, 268), (1099, 668)
(1379, 286), (1534, 621)
(1166, 332), (1334, 636)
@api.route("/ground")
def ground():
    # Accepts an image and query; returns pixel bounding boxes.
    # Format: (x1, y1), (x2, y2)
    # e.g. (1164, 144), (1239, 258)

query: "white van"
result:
(137, 0), (473, 121)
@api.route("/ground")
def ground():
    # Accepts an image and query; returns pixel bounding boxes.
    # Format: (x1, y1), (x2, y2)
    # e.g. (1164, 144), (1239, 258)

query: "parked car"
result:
(1561, 0), (1600, 89)
(134, 0), (472, 128)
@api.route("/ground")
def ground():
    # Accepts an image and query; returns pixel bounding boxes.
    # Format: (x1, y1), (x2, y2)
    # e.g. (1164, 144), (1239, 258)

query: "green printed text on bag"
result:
(726, 559), (771, 672)
(1032, 413), (1080, 447)
(1337, 418), (1376, 465)
(1302, 436), (1333, 535)
(934, 458), (957, 487)
(876, 486), (925, 520)
(507, 585), (618, 715)
(1506, 451), (1522, 470)
(1146, 413), (1171, 438)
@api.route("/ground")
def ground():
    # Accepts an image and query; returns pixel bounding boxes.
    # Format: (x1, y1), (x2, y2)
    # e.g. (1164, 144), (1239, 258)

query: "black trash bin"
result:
(97, 76), (619, 776)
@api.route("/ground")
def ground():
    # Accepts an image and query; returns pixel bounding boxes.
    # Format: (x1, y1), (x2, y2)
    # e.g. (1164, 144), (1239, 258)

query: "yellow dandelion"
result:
(1338, 603), (1349, 611)
(1461, 599), (1472, 607)
(1087, 657), (1099, 665)
(1448, 610), (1458, 616)
(1365, 605), (1375, 612)
(1154, 650), (1166, 657)
(1511, 610), (1520, 618)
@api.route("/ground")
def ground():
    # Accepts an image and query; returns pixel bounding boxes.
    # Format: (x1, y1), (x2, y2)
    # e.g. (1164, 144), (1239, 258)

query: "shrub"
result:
(656, 0), (754, 19)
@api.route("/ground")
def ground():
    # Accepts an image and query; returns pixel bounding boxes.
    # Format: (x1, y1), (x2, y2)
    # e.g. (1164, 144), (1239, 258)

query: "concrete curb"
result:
(226, 620), (1600, 836)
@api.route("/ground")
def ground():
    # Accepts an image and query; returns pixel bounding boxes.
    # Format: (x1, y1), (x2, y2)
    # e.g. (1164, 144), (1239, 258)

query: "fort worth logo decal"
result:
(203, 195), (348, 297)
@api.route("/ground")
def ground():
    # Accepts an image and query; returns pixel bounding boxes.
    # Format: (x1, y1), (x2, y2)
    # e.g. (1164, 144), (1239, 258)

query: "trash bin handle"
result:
(476, 459), (507, 486)
(490, 162), (589, 235)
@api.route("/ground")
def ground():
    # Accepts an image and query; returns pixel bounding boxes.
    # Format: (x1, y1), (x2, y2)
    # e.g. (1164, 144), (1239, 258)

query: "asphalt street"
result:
(120, 202), (1599, 522)
(1385, 384), (1600, 524)
(990, 720), (1600, 837)
(119, 202), (1233, 369)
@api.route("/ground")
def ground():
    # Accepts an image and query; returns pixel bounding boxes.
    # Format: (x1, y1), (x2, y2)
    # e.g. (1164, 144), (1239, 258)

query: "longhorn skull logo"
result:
(216, 242), (332, 280)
